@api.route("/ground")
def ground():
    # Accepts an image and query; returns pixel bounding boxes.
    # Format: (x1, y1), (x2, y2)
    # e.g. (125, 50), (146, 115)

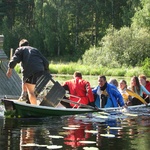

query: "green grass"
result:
(14, 62), (147, 77)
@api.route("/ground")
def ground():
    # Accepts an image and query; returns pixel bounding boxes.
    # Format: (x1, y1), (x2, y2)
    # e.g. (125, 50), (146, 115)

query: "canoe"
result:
(1, 99), (96, 118)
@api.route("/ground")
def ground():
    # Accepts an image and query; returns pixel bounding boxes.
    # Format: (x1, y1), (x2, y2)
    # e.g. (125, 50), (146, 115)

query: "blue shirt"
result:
(92, 83), (125, 108)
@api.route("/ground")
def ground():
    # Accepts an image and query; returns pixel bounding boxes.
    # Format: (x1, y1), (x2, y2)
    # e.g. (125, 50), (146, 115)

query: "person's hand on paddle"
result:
(122, 103), (128, 109)
(121, 104), (128, 112)
(6, 68), (13, 78)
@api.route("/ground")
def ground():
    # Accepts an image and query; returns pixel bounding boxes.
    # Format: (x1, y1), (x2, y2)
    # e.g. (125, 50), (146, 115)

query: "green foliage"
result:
(121, 0), (141, 26)
(132, 0), (150, 30)
(4, 110), (17, 118)
(142, 58), (150, 76)
(125, 67), (144, 77)
(14, 65), (21, 73)
(82, 26), (150, 67)
(14, 62), (148, 78)
(1, 0), (139, 61)
(1, 0), (149, 69)
(48, 63), (141, 77)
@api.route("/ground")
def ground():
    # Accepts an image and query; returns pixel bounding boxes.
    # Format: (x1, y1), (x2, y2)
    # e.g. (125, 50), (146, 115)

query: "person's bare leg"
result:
(19, 83), (28, 100)
(25, 83), (37, 105)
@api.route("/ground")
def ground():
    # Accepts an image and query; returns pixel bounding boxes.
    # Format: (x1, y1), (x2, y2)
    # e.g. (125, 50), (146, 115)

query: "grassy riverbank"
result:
(15, 62), (146, 77)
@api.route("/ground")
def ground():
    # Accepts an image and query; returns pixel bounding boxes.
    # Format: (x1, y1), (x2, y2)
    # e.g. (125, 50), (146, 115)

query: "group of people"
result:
(118, 76), (150, 106)
(6, 39), (150, 109)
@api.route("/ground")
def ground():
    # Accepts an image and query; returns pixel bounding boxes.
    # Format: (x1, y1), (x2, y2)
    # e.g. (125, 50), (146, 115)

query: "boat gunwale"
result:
(11, 100), (96, 112)
(2, 99), (150, 115)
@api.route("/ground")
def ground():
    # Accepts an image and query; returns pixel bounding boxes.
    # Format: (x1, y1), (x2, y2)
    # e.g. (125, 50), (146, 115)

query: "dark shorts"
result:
(25, 71), (44, 84)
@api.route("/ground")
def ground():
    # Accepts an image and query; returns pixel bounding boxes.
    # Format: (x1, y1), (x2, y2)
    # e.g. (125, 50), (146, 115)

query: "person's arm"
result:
(6, 48), (22, 78)
(8, 48), (22, 68)
(6, 68), (13, 78)
(112, 87), (125, 107)
(85, 82), (94, 103)
(141, 85), (150, 95)
(92, 86), (98, 94)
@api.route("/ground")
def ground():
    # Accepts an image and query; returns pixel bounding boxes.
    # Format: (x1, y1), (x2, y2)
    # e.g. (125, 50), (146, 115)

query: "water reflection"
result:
(62, 116), (93, 148)
(0, 107), (150, 150)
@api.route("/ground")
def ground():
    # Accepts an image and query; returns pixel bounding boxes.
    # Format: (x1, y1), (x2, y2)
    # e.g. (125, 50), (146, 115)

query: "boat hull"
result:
(2, 99), (149, 118)
(2, 99), (96, 118)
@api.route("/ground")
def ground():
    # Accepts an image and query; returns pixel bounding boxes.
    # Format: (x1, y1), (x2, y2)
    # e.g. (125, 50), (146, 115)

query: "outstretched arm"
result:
(6, 68), (13, 78)
(86, 82), (94, 103)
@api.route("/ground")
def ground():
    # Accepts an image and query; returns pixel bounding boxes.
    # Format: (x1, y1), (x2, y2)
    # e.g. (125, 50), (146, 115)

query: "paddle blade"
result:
(126, 89), (147, 105)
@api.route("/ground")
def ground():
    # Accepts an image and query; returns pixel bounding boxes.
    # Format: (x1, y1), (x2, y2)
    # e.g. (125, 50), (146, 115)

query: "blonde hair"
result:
(139, 74), (146, 80)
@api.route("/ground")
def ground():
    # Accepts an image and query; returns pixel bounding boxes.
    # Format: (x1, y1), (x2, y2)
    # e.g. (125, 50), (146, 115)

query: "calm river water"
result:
(0, 75), (150, 150)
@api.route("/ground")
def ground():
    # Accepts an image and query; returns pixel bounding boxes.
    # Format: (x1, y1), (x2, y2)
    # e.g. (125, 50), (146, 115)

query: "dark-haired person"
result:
(6, 39), (49, 105)
(139, 74), (150, 103)
(129, 76), (150, 105)
(92, 75), (125, 108)
(62, 71), (94, 108)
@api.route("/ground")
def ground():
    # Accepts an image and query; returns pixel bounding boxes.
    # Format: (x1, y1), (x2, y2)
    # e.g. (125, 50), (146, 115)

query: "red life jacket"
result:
(145, 81), (150, 92)
(63, 77), (94, 107)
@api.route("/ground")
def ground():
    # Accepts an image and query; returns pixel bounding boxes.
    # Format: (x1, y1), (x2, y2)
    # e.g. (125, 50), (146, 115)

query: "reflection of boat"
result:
(2, 99), (96, 118)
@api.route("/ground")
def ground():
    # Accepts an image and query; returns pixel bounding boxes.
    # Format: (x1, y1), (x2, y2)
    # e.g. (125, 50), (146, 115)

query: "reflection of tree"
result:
(1, 112), (150, 150)
(135, 116), (150, 150)
(20, 127), (35, 150)
(63, 116), (92, 148)
(116, 116), (150, 150)
(20, 127), (52, 150)
(1, 118), (55, 150)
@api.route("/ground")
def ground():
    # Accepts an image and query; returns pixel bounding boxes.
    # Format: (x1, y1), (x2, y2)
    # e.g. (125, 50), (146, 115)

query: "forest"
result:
(0, 0), (150, 72)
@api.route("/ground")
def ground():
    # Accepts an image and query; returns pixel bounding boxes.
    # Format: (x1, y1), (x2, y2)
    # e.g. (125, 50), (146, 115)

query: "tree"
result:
(132, 0), (150, 30)
(82, 26), (150, 67)
(1, 0), (148, 63)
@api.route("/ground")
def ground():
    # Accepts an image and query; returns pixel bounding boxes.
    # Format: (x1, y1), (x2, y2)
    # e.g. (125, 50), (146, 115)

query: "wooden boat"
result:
(1, 99), (97, 118)
(1, 84), (149, 118)
(2, 98), (150, 118)
(1, 72), (99, 118)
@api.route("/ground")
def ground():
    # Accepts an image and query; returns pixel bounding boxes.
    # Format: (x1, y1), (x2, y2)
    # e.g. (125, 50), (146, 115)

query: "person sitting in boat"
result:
(6, 39), (49, 105)
(118, 79), (132, 106)
(108, 78), (118, 87)
(138, 74), (150, 103)
(92, 75), (125, 108)
(129, 76), (150, 105)
(61, 71), (94, 108)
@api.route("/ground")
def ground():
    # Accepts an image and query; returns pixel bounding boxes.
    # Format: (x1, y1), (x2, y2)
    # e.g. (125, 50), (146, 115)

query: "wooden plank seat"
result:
(34, 72), (53, 97)
(34, 72), (66, 107)
(40, 81), (66, 107)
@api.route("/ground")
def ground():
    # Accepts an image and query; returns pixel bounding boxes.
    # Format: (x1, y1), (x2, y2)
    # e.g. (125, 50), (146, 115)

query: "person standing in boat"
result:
(61, 71), (94, 108)
(129, 76), (150, 105)
(138, 74), (150, 103)
(92, 75), (125, 108)
(6, 39), (49, 105)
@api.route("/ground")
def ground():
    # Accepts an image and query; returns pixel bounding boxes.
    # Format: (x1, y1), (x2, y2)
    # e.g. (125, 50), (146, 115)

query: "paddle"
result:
(126, 89), (148, 105)
(62, 93), (100, 110)
(61, 93), (126, 112)
(59, 98), (97, 110)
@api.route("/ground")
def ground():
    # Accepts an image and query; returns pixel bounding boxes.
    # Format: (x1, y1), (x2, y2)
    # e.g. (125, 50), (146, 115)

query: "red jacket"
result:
(146, 81), (150, 92)
(143, 81), (150, 98)
(62, 77), (94, 107)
